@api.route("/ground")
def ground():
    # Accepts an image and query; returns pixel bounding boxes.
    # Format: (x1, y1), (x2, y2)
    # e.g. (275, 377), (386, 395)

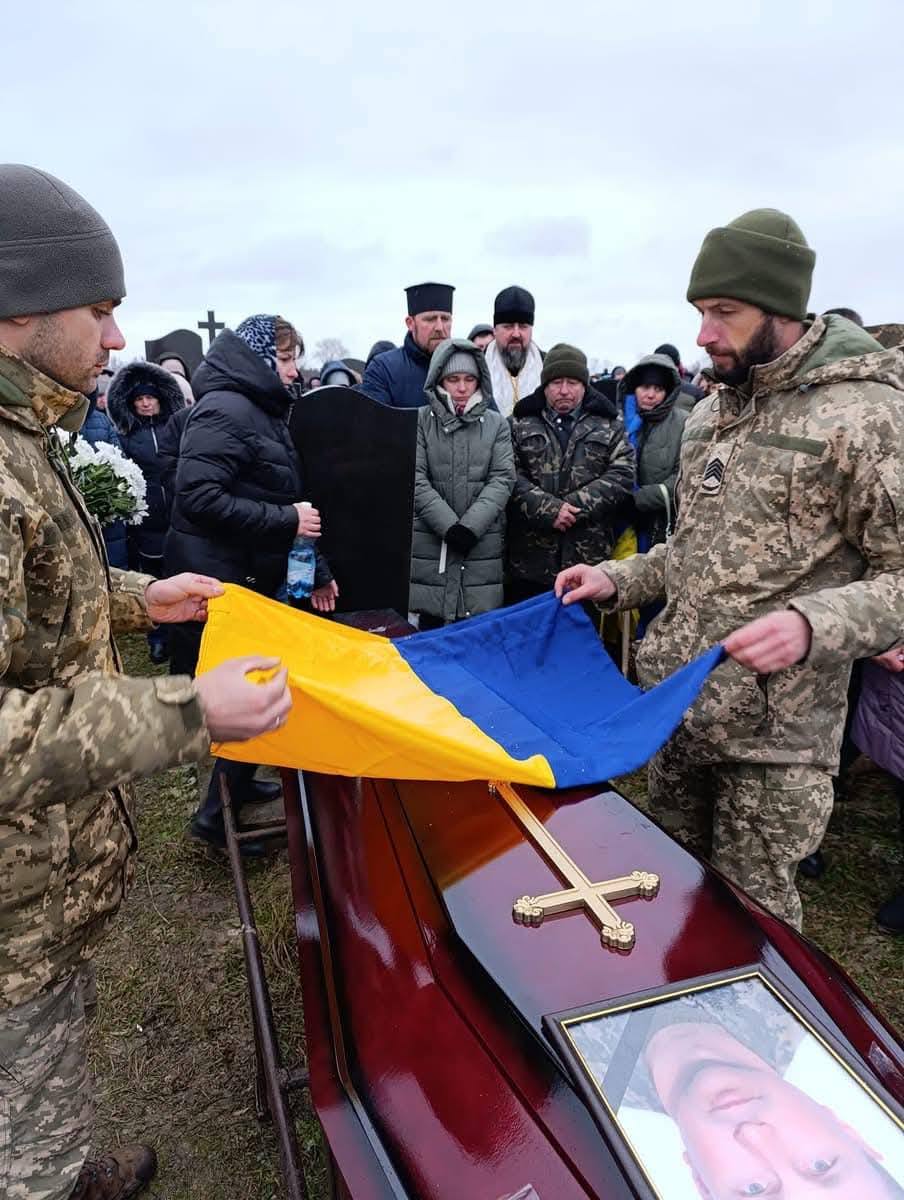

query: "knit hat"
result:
(654, 342), (681, 367)
(0, 164), (125, 318)
(366, 339), (396, 365)
(467, 323), (493, 341)
(494, 285), (535, 326)
(441, 350), (480, 379)
(541, 343), (589, 387)
(686, 208), (815, 320)
(635, 365), (673, 391)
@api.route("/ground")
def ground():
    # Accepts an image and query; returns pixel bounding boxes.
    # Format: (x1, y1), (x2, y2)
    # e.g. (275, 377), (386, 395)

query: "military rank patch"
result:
(700, 440), (734, 495)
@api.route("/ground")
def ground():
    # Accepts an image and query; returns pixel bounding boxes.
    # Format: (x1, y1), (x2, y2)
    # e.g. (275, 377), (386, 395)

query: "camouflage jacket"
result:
(0, 345), (210, 1008)
(507, 386), (635, 587)
(601, 316), (904, 768)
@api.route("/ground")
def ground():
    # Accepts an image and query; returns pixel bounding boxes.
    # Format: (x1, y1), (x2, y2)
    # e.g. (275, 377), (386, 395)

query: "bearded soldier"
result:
(0, 165), (292, 1199)
(557, 209), (904, 930)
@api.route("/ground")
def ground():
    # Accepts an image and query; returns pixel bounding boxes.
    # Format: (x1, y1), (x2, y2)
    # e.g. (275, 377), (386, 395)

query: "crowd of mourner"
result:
(1, 165), (903, 1199)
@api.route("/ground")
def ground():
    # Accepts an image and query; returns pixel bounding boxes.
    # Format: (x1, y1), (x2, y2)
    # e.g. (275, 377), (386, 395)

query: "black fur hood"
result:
(107, 360), (185, 434)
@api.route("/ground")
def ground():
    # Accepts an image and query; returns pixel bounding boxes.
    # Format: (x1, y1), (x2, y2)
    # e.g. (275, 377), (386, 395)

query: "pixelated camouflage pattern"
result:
(648, 724), (833, 926)
(602, 315), (904, 770)
(0, 345), (210, 1008)
(0, 972), (91, 1199)
(508, 394), (634, 587)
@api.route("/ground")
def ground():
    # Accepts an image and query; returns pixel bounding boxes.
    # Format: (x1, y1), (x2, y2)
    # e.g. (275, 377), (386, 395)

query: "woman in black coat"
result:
(108, 360), (185, 661)
(164, 314), (335, 853)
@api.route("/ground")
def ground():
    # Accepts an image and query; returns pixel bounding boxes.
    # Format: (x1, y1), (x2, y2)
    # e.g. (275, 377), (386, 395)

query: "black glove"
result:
(444, 523), (478, 553)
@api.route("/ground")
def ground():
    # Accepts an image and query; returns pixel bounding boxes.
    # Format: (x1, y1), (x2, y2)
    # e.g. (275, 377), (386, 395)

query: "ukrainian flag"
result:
(197, 585), (723, 787)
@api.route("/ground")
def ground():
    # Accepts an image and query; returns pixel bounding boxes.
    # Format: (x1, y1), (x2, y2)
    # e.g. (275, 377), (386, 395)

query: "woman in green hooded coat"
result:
(410, 338), (515, 627)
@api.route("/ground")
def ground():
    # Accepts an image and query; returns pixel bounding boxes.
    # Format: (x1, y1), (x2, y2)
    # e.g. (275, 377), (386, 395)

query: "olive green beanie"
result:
(686, 208), (815, 320)
(541, 343), (589, 387)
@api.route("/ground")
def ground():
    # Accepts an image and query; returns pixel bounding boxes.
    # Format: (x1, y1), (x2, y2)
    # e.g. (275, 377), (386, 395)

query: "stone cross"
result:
(491, 781), (660, 951)
(197, 309), (225, 345)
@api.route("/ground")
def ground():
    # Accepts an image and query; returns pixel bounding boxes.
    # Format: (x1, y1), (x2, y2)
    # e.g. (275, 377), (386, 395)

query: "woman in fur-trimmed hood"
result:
(107, 359), (185, 571)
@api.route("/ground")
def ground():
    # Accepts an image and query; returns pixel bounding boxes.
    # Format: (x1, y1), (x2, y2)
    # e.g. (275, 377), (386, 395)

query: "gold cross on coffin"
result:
(490, 781), (660, 951)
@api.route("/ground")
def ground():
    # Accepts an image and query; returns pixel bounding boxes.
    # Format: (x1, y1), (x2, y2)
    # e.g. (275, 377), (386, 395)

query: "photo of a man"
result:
(566, 977), (904, 1200)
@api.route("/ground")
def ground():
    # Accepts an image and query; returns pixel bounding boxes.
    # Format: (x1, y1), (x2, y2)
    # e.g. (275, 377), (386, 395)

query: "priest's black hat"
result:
(493, 285), (535, 325)
(406, 281), (454, 316)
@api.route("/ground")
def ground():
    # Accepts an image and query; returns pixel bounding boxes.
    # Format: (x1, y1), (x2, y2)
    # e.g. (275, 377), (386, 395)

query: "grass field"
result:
(87, 636), (903, 1199)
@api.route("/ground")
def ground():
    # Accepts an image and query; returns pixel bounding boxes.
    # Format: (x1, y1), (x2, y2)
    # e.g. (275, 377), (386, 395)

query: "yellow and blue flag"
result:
(197, 585), (724, 787)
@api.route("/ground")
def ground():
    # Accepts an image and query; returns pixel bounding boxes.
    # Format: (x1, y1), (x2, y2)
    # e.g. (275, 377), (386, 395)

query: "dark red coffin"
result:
(282, 765), (904, 1200)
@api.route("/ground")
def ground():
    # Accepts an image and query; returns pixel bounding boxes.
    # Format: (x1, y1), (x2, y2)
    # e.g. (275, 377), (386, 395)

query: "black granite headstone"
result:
(289, 386), (417, 615)
(144, 328), (205, 377)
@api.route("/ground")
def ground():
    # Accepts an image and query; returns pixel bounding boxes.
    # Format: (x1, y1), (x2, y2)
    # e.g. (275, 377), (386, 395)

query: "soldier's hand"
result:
(554, 564), (616, 605)
(723, 611), (812, 673)
(195, 657), (292, 742)
(146, 573), (224, 623)
(873, 646), (904, 673)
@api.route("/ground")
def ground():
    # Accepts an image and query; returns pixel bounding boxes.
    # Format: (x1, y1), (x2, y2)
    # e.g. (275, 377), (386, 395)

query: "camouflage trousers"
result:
(0, 972), (92, 1200)
(648, 734), (834, 930)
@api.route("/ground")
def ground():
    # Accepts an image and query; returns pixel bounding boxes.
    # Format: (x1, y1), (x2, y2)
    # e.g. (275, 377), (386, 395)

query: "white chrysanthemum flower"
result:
(67, 436), (149, 526)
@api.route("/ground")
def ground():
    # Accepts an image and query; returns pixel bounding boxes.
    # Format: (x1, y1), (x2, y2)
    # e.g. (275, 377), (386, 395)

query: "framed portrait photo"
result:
(544, 969), (904, 1200)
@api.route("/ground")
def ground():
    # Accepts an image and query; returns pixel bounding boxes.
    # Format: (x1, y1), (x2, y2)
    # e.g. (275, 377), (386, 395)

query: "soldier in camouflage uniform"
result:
(0, 166), (292, 1199)
(556, 209), (904, 930)
(507, 343), (634, 602)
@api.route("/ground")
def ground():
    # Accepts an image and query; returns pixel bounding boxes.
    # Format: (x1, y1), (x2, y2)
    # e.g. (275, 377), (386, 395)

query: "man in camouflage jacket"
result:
(0, 166), (291, 1200)
(557, 209), (904, 930)
(507, 342), (634, 600)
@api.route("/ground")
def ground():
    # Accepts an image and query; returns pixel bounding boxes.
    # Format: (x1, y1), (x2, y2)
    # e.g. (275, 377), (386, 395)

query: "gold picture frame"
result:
(544, 968), (904, 1200)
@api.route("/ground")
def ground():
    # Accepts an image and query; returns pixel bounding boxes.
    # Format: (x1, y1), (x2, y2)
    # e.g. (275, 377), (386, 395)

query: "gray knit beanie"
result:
(442, 349), (480, 379)
(0, 164), (125, 318)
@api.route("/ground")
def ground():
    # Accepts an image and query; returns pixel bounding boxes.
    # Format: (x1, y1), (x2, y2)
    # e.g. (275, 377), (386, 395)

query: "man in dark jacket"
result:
(507, 343), (634, 601)
(360, 282), (454, 408)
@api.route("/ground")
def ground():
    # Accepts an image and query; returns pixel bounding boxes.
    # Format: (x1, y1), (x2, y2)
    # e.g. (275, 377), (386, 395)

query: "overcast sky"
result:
(6, 1), (903, 368)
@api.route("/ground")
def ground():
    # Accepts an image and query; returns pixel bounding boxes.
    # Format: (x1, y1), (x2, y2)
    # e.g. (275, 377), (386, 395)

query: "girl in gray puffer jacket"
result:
(410, 339), (514, 627)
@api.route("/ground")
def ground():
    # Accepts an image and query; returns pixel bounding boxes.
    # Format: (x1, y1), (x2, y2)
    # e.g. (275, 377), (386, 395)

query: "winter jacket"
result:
(107, 362), (185, 565)
(852, 660), (904, 782)
(81, 395), (128, 569)
(622, 354), (688, 548)
(602, 315), (904, 769)
(360, 331), (433, 409)
(409, 339), (515, 622)
(0, 344), (209, 1008)
(158, 405), (191, 501)
(165, 329), (328, 597)
(508, 385), (635, 587)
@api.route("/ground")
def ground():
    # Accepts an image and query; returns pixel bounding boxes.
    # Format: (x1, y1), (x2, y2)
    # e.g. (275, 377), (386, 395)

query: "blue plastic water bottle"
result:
(286, 501), (317, 600)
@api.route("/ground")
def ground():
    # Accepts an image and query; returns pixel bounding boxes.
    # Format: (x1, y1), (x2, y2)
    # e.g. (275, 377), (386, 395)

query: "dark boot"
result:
(798, 850), (827, 880)
(189, 810), (273, 858)
(69, 1145), (157, 1199)
(246, 777), (283, 805)
(876, 890), (904, 936)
